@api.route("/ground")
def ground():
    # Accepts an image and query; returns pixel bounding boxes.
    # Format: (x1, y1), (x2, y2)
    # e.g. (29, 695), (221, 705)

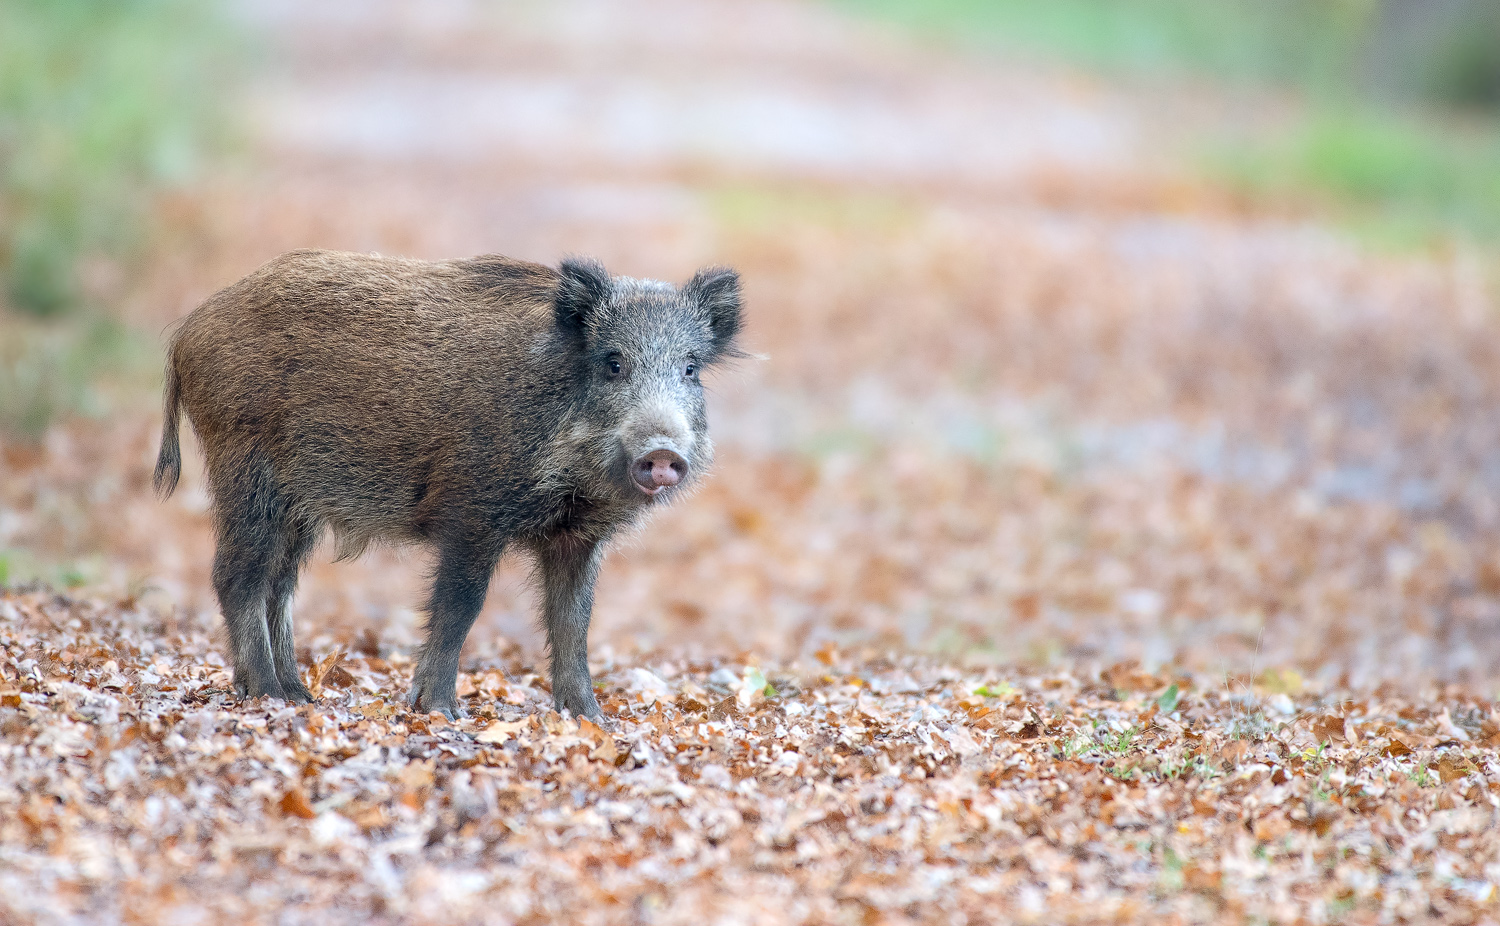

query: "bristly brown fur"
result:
(160, 248), (743, 720)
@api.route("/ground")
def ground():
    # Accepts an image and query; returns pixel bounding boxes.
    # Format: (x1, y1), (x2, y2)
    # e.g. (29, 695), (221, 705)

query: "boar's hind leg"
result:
(266, 516), (318, 702)
(535, 535), (605, 721)
(209, 459), (288, 701)
(409, 543), (502, 720)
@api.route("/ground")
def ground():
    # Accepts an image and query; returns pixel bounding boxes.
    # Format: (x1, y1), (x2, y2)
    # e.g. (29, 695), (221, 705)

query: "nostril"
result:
(633, 449), (687, 491)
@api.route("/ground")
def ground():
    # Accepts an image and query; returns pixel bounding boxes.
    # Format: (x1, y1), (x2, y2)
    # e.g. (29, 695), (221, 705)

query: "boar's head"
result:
(553, 258), (742, 504)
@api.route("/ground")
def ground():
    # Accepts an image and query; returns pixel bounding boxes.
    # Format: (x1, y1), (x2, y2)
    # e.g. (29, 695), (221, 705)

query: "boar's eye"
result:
(684, 362), (697, 380)
(604, 356), (623, 379)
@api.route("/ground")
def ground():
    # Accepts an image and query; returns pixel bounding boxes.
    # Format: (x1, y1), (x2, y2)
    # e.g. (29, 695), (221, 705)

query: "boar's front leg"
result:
(535, 534), (605, 721)
(409, 542), (502, 720)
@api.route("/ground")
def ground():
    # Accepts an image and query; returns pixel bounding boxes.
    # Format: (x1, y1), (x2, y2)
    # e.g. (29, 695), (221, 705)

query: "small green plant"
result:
(1156, 684), (1180, 713)
(1157, 845), (1186, 894)
(1303, 742), (1329, 770)
(1226, 710), (1275, 742)
(1060, 731), (1095, 759)
(973, 682), (1014, 699)
(1326, 895), (1358, 918)
(742, 666), (776, 698)
(1104, 727), (1138, 755)
(1311, 769), (1334, 802)
(1158, 752), (1221, 781)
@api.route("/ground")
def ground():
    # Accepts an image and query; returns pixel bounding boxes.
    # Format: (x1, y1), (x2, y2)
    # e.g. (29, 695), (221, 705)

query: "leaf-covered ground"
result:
(5, 589), (1500, 924)
(4, 0), (1500, 923)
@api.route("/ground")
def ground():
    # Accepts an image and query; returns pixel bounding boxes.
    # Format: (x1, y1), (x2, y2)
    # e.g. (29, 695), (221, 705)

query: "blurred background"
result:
(3, 0), (1500, 691)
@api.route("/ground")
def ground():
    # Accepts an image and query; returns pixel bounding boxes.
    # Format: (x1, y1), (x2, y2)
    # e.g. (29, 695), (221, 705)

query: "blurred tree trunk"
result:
(1364, 0), (1500, 107)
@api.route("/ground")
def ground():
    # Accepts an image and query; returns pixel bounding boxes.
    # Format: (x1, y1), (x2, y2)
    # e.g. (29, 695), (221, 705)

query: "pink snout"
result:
(632, 449), (687, 494)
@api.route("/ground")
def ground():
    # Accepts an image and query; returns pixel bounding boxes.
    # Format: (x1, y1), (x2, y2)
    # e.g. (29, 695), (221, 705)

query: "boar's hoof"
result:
(587, 713), (619, 733)
(406, 685), (465, 722)
(233, 675), (290, 703)
(632, 449), (687, 495)
(282, 681), (315, 704)
(554, 689), (604, 724)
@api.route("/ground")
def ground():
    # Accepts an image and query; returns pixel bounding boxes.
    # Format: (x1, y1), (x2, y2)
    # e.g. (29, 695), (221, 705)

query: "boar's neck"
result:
(521, 405), (639, 546)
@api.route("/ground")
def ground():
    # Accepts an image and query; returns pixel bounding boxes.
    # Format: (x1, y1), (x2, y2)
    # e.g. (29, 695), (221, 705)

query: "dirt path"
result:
(4, 1), (1500, 922)
(40, 0), (1500, 686)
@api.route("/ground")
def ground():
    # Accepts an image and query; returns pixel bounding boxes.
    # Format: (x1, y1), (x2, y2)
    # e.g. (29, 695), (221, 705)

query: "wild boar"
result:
(153, 249), (742, 720)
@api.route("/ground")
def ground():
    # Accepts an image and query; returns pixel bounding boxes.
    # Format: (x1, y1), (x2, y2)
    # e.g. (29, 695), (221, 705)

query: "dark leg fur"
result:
(208, 452), (288, 701)
(266, 516), (317, 702)
(534, 534), (604, 721)
(408, 541), (501, 720)
(212, 526), (284, 701)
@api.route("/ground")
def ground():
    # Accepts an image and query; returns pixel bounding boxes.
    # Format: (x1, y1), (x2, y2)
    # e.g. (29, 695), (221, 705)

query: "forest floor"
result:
(4, 0), (1500, 923)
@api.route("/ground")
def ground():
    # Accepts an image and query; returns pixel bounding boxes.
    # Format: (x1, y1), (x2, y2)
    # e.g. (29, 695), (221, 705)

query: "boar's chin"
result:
(632, 480), (682, 502)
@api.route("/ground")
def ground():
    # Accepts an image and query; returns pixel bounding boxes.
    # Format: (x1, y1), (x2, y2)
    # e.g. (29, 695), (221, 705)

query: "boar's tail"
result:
(153, 356), (183, 499)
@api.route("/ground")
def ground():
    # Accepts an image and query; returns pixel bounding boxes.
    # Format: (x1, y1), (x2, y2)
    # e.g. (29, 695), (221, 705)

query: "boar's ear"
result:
(684, 265), (743, 362)
(555, 257), (612, 342)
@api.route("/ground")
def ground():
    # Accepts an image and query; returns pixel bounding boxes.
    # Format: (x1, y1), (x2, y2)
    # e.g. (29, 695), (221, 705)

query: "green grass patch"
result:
(1204, 107), (1500, 249)
(833, 0), (1375, 92)
(0, 0), (244, 317)
(834, 0), (1500, 252)
(834, 0), (1500, 107)
(0, 313), (158, 439)
(0, 549), (102, 591)
(709, 184), (919, 235)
